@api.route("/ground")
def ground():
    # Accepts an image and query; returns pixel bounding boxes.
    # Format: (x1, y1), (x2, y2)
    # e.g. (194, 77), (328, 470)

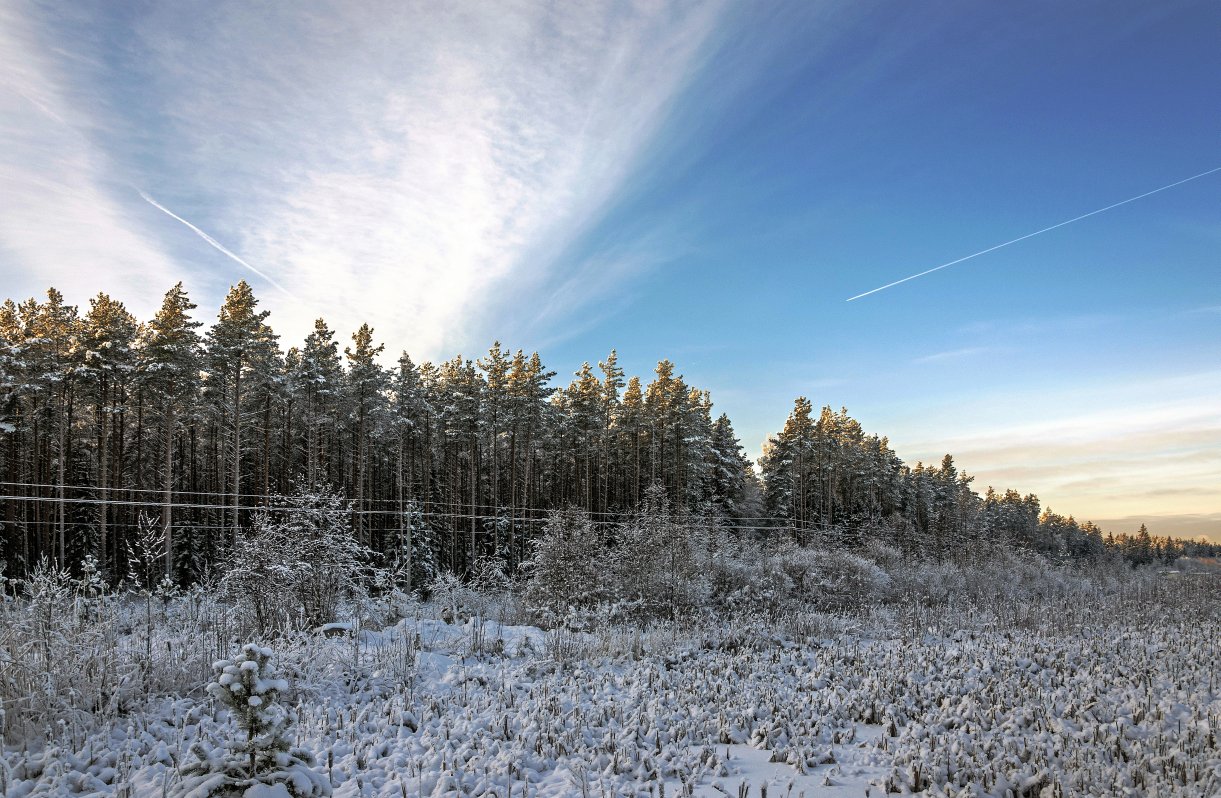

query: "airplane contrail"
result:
(138, 190), (293, 297)
(846, 165), (1221, 302)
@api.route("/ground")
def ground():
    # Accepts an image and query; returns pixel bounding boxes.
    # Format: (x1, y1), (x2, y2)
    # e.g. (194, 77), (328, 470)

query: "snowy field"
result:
(3, 574), (1219, 798)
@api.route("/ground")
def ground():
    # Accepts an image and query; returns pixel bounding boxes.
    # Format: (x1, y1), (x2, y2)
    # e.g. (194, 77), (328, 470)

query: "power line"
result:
(0, 481), (797, 522)
(0, 493), (814, 533)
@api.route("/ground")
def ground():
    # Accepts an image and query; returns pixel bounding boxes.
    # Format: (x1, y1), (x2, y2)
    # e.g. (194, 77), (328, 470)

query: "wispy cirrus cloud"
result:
(123, 1), (728, 354)
(0, 0), (181, 309)
(912, 346), (990, 365)
(1, 1), (727, 351)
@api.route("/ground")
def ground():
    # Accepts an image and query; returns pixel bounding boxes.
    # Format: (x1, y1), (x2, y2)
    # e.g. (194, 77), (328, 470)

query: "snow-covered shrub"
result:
(0, 557), (144, 745)
(877, 551), (966, 605)
(221, 485), (374, 633)
(710, 539), (790, 614)
(466, 555), (531, 625)
(126, 513), (168, 592)
(612, 485), (710, 621)
(426, 571), (467, 624)
(174, 644), (329, 798)
(524, 508), (608, 621)
(802, 547), (891, 609)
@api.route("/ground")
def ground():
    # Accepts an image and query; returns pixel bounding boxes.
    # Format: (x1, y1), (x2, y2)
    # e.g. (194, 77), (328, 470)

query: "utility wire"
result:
(0, 481), (804, 522)
(0, 493), (824, 533)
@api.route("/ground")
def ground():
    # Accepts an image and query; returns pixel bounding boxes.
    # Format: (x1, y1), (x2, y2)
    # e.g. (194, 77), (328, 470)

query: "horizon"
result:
(3, 1), (1218, 542)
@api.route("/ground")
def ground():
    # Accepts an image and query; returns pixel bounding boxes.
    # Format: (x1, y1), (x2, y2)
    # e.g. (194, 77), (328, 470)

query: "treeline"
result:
(0, 282), (756, 581)
(758, 401), (1218, 564)
(0, 282), (1215, 584)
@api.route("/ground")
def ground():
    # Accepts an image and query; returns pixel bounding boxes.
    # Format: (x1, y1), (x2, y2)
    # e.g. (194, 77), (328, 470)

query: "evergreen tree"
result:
(295, 319), (343, 487)
(81, 294), (139, 572)
(205, 281), (279, 543)
(28, 290), (83, 566)
(177, 644), (329, 797)
(137, 283), (200, 578)
(598, 350), (625, 511)
(344, 323), (386, 547)
(708, 414), (752, 519)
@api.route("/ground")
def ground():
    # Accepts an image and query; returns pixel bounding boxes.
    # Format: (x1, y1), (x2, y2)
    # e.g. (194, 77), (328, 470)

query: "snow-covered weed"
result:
(3, 554), (1219, 797)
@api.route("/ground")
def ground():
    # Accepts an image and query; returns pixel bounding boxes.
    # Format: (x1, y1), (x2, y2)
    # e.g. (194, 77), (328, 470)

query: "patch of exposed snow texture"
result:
(3, 608), (1220, 797)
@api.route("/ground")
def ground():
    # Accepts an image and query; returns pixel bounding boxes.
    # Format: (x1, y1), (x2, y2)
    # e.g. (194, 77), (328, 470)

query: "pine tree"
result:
(28, 290), (82, 566)
(137, 283), (200, 578)
(564, 362), (602, 509)
(477, 341), (512, 529)
(598, 350), (624, 512)
(708, 414), (752, 519)
(524, 507), (605, 618)
(205, 281), (278, 544)
(296, 319), (343, 487)
(618, 376), (645, 507)
(0, 300), (27, 568)
(81, 294), (138, 576)
(344, 323), (386, 547)
(760, 397), (814, 538)
(506, 351), (554, 566)
(436, 356), (483, 571)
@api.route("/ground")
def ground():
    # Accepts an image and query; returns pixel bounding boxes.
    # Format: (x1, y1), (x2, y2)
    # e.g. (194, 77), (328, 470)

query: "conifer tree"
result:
(618, 376), (645, 507)
(344, 323), (386, 547)
(477, 341), (512, 524)
(296, 319), (343, 488)
(708, 414), (752, 519)
(137, 283), (200, 578)
(205, 281), (278, 543)
(598, 350), (624, 511)
(81, 294), (138, 574)
(176, 644), (329, 797)
(28, 290), (82, 565)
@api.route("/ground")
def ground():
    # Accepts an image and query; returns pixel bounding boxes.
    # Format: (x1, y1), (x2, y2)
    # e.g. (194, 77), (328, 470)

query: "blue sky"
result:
(2, 1), (1218, 539)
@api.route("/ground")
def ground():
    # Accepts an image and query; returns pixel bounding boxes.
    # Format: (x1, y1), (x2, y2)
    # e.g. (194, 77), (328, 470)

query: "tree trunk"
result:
(262, 392), (271, 503)
(97, 383), (108, 574)
(468, 434), (476, 571)
(355, 405), (366, 545)
(307, 388), (316, 487)
(162, 401), (174, 579)
(397, 433), (410, 594)
(231, 367), (241, 545)
(57, 388), (67, 566)
(508, 430), (516, 571)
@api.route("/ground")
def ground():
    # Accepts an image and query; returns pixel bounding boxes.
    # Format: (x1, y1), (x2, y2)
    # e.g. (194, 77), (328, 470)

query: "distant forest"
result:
(1, 281), (1216, 583)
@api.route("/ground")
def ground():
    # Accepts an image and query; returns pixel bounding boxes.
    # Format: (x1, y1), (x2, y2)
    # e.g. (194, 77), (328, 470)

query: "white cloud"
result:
(123, 0), (727, 354)
(0, 0), (181, 311)
(890, 370), (1221, 524)
(912, 346), (990, 365)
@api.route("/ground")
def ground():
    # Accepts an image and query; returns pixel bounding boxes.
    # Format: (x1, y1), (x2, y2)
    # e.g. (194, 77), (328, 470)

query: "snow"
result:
(684, 739), (886, 797)
(3, 590), (1220, 797)
(243, 785), (293, 798)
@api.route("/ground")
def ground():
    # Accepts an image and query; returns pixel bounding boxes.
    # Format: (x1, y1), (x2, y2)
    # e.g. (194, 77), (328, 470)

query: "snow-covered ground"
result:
(4, 597), (1219, 798)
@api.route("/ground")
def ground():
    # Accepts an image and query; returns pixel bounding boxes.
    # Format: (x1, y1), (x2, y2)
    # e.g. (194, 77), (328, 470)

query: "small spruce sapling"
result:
(174, 644), (329, 797)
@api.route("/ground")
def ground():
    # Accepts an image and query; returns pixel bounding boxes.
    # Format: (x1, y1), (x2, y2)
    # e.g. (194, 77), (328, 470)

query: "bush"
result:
(221, 486), (374, 633)
(611, 485), (710, 621)
(173, 644), (329, 798)
(524, 508), (607, 620)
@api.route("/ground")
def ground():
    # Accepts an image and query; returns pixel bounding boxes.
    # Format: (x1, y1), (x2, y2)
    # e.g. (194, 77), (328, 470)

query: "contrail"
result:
(138, 190), (293, 297)
(847, 165), (1221, 302)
